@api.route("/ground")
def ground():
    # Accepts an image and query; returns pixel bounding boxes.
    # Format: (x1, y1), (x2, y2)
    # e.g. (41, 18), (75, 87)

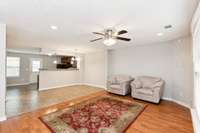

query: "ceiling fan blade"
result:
(90, 38), (103, 42)
(93, 32), (105, 36)
(117, 30), (128, 35)
(116, 37), (131, 41)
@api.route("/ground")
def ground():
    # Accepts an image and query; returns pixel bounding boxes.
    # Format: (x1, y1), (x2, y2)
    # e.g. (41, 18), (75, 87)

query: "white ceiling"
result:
(0, 0), (199, 53)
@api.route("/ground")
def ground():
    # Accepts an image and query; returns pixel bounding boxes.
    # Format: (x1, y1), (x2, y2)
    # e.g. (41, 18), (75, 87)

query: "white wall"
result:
(192, 2), (200, 115)
(83, 51), (107, 88)
(191, 2), (200, 132)
(108, 37), (193, 107)
(0, 24), (6, 121)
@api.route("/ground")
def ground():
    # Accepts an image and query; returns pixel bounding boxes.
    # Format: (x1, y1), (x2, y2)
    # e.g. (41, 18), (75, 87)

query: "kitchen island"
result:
(38, 68), (82, 91)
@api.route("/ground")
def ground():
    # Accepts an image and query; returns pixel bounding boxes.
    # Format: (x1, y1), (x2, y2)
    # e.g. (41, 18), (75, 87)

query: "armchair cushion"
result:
(110, 84), (120, 89)
(138, 76), (161, 88)
(115, 75), (133, 83)
(135, 88), (154, 95)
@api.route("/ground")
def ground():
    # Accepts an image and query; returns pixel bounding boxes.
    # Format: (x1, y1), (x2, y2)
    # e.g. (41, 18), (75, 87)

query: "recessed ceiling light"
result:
(157, 33), (163, 36)
(50, 25), (58, 30)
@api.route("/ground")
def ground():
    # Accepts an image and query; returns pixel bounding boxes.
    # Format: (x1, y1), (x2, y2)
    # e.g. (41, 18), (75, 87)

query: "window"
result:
(6, 57), (20, 77)
(31, 60), (41, 72)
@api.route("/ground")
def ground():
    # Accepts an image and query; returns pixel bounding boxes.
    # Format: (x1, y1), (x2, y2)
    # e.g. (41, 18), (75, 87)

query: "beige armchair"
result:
(107, 75), (133, 95)
(131, 76), (164, 103)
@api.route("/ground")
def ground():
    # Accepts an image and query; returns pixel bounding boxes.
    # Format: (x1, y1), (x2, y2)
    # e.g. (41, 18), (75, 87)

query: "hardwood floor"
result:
(1, 85), (194, 133)
(6, 84), (102, 117)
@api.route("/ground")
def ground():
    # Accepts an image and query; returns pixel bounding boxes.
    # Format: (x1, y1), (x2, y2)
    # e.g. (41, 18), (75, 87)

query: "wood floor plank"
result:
(0, 85), (194, 133)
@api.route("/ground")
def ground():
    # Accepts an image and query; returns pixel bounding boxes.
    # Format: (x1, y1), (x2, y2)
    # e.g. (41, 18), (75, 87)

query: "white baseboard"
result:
(83, 83), (106, 90)
(39, 83), (83, 91)
(162, 97), (191, 109)
(0, 115), (7, 121)
(191, 108), (200, 133)
(7, 82), (36, 87)
(39, 83), (107, 91)
(29, 82), (37, 84)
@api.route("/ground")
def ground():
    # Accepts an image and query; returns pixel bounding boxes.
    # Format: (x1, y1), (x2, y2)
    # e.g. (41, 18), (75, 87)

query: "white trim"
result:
(191, 108), (200, 133)
(39, 83), (106, 91)
(83, 83), (106, 90)
(28, 82), (37, 84)
(39, 83), (83, 91)
(7, 82), (36, 87)
(162, 97), (191, 109)
(0, 115), (7, 121)
(191, 2), (200, 35)
(6, 48), (81, 56)
(7, 49), (42, 55)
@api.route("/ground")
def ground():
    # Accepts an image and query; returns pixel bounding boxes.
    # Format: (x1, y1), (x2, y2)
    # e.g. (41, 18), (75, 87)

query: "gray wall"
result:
(108, 37), (193, 106)
(83, 51), (107, 88)
(6, 52), (60, 86)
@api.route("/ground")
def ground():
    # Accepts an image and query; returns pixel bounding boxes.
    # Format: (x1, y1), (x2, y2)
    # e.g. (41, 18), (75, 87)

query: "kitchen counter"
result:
(38, 69), (82, 91)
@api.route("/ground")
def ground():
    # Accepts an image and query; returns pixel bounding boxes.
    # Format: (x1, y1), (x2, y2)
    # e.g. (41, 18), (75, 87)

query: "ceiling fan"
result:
(90, 29), (131, 46)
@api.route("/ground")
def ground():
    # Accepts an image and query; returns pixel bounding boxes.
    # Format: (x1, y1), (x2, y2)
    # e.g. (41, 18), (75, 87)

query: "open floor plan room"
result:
(0, 0), (200, 133)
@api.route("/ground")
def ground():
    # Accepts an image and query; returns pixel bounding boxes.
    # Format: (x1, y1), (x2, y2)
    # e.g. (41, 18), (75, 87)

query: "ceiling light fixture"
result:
(71, 57), (75, 61)
(157, 33), (163, 36)
(53, 60), (58, 64)
(103, 38), (116, 46)
(48, 53), (53, 56)
(50, 25), (58, 30)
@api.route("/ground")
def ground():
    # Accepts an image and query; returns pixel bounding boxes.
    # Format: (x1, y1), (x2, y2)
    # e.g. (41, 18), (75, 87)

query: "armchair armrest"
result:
(151, 80), (165, 88)
(119, 79), (133, 84)
(107, 78), (116, 84)
(119, 79), (133, 88)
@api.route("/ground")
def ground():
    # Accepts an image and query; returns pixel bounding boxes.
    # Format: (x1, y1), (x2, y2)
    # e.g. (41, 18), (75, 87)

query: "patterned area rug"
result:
(40, 96), (146, 133)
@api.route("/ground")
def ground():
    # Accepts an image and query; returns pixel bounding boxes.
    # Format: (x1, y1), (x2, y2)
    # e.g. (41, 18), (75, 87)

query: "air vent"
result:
(164, 25), (172, 29)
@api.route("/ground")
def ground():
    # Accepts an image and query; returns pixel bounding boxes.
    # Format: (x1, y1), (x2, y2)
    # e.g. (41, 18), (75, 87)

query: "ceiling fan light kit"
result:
(90, 28), (131, 46)
(103, 38), (116, 46)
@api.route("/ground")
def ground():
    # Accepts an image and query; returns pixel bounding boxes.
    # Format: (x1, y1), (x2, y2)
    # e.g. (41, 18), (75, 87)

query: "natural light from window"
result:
(6, 56), (20, 77)
(32, 60), (41, 72)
